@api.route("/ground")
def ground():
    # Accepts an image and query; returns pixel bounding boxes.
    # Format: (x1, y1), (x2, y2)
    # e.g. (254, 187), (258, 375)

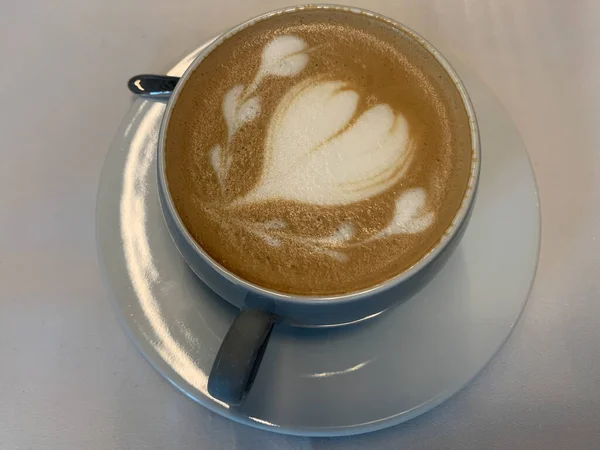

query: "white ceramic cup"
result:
(155, 4), (481, 404)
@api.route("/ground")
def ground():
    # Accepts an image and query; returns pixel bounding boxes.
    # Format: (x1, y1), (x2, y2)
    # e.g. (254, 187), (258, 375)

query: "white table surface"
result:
(2, 0), (599, 448)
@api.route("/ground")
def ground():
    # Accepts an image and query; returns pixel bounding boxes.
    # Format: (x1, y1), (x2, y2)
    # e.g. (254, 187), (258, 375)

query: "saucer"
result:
(96, 38), (540, 437)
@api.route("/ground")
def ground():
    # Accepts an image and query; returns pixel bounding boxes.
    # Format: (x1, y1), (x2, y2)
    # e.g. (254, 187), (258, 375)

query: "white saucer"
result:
(96, 38), (540, 436)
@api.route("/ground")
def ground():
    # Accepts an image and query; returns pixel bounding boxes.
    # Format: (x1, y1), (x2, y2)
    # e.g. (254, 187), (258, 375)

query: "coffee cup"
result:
(155, 4), (480, 405)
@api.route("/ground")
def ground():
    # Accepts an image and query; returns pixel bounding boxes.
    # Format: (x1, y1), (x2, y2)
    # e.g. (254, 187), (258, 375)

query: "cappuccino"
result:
(165, 8), (474, 295)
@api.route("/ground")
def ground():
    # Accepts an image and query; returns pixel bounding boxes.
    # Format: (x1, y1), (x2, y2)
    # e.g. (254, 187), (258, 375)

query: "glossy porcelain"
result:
(96, 38), (540, 435)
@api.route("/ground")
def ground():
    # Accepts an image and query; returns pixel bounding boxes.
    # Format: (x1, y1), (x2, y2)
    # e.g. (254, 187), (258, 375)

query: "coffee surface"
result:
(165, 8), (474, 295)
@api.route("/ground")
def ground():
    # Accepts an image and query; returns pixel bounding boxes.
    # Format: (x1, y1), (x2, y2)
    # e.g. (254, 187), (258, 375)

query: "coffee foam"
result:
(165, 8), (473, 295)
(237, 77), (414, 206)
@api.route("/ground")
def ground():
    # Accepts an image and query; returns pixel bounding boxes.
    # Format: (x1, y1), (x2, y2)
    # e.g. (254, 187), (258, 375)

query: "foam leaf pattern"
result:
(223, 85), (243, 140)
(240, 219), (354, 261)
(375, 188), (434, 237)
(245, 35), (309, 95)
(210, 144), (233, 188)
(223, 85), (261, 141)
(238, 79), (414, 206)
(236, 96), (261, 129)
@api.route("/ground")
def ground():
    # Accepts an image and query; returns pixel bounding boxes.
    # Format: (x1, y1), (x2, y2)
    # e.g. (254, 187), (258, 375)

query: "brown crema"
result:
(165, 8), (474, 296)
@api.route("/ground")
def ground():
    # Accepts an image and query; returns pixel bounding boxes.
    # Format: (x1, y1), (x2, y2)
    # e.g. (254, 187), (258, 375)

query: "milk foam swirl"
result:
(207, 35), (434, 259)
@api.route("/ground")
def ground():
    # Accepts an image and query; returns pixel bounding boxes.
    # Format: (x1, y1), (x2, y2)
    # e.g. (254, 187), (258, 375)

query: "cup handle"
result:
(207, 309), (276, 405)
(127, 74), (180, 98)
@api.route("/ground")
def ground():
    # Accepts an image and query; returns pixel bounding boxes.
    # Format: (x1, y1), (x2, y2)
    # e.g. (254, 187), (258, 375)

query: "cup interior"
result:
(157, 4), (481, 303)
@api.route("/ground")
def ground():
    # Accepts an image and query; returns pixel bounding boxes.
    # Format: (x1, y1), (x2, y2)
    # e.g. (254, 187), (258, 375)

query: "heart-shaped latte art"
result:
(237, 79), (415, 206)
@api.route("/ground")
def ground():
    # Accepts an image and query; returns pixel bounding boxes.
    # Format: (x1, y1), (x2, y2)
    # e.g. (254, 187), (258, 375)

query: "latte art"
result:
(225, 187), (433, 262)
(238, 78), (415, 207)
(165, 9), (473, 294)
(210, 35), (311, 188)
(206, 35), (434, 260)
